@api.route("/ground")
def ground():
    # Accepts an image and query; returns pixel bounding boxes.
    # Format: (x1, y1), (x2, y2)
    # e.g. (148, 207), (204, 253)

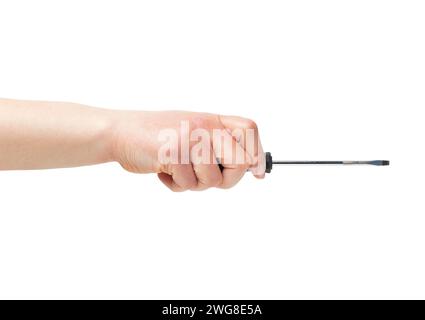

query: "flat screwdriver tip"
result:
(370, 160), (390, 166)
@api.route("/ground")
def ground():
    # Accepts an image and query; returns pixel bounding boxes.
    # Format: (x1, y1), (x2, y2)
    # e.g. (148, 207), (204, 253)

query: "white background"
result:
(0, 0), (424, 299)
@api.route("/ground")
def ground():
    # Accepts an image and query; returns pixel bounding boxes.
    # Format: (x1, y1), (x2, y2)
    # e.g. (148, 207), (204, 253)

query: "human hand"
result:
(111, 111), (265, 191)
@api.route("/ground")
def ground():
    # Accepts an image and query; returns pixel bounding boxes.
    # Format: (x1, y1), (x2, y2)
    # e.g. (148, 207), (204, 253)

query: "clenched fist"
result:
(112, 111), (265, 191)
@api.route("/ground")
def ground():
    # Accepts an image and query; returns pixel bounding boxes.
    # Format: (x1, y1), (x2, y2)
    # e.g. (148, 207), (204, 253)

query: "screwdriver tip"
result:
(371, 160), (390, 166)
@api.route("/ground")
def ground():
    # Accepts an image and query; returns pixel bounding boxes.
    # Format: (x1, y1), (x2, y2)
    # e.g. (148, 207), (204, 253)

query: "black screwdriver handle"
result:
(265, 152), (273, 173)
(217, 152), (273, 174)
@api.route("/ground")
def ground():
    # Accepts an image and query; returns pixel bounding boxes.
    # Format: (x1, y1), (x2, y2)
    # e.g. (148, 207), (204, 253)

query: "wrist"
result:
(105, 110), (161, 174)
(102, 109), (125, 164)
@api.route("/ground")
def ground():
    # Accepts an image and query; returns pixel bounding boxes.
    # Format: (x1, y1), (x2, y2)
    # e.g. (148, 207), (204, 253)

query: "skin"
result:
(0, 98), (265, 191)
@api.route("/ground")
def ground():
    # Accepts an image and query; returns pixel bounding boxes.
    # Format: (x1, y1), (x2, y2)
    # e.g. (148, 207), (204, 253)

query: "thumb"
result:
(219, 115), (266, 178)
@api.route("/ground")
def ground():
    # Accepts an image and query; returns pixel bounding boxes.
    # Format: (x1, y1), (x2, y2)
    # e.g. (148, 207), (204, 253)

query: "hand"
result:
(111, 111), (265, 191)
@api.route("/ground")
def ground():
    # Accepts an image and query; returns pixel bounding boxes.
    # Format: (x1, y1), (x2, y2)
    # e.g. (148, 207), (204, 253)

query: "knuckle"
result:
(245, 119), (258, 131)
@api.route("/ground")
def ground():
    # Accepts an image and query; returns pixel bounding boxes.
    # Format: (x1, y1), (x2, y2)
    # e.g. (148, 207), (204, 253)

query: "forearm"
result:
(0, 98), (115, 170)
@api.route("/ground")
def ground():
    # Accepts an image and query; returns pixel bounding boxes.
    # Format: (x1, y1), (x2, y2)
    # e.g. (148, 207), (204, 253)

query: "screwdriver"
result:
(264, 152), (390, 173)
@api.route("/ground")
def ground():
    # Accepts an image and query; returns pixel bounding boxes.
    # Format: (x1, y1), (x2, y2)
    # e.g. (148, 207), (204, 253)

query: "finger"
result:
(212, 130), (251, 189)
(192, 163), (223, 191)
(219, 115), (266, 179)
(158, 164), (197, 192)
(157, 172), (186, 192)
(190, 145), (223, 191)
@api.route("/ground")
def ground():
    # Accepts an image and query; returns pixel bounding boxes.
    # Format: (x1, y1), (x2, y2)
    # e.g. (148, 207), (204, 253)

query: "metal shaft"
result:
(272, 160), (390, 165)
(265, 152), (389, 173)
